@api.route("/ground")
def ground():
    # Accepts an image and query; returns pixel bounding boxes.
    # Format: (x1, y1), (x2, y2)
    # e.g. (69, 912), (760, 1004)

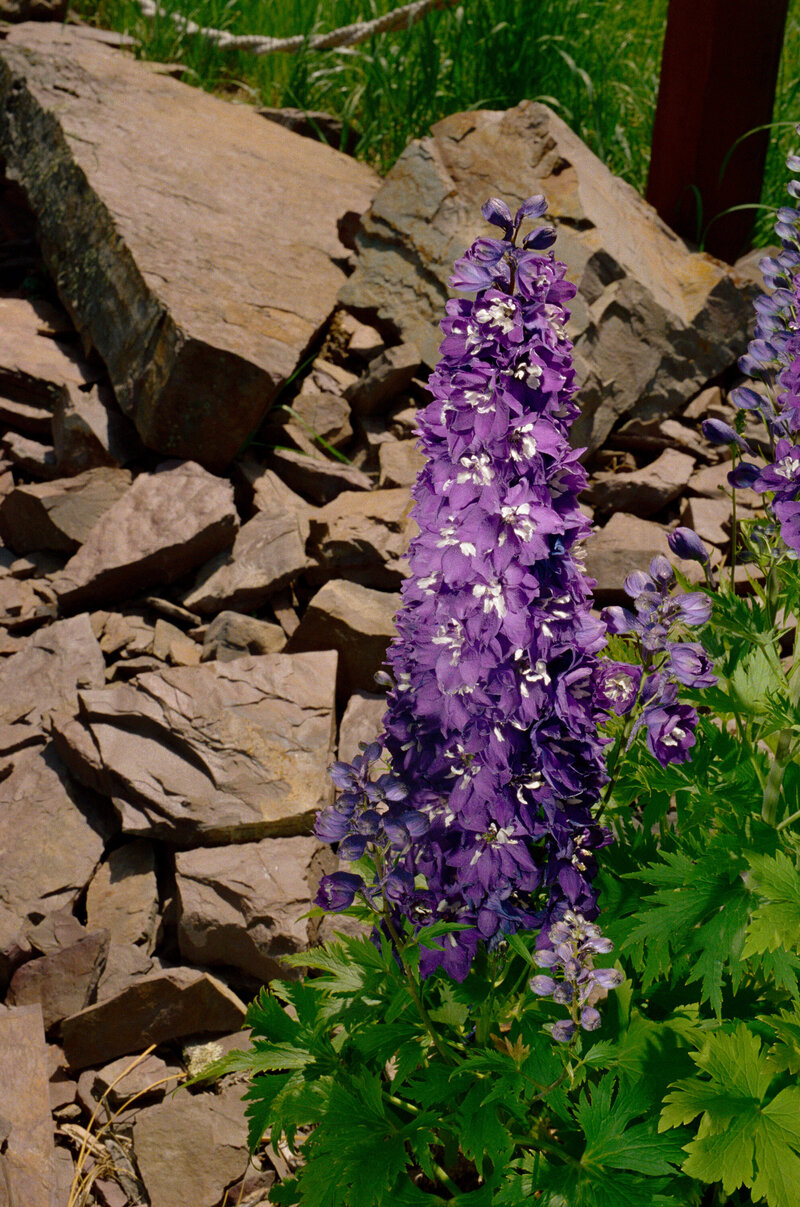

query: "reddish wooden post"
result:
(646, 0), (789, 264)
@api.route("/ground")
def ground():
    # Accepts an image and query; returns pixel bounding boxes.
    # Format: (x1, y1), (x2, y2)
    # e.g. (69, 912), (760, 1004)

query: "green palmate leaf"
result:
(246, 985), (304, 1043)
(728, 645), (786, 719)
(660, 1025), (800, 1206)
(762, 1003), (800, 1074)
(453, 1081), (514, 1175)
(743, 850), (800, 958)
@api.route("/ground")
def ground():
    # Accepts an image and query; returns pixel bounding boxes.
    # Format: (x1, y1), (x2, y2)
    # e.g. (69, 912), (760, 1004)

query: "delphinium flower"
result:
(529, 910), (624, 1042)
(315, 194), (613, 982)
(602, 554), (715, 765)
(706, 142), (800, 555)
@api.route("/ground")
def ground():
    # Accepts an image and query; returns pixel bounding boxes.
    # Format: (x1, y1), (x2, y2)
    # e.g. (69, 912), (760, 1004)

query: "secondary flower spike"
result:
(371, 195), (612, 979)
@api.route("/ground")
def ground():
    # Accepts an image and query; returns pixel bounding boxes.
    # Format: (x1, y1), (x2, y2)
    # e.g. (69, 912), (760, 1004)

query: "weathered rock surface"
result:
(0, 1005), (58, 1207)
(340, 101), (756, 451)
(52, 652), (337, 844)
(338, 690), (386, 763)
(0, 295), (97, 406)
(0, 23), (380, 465)
(151, 617), (202, 666)
(7, 929), (109, 1031)
(182, 508), (310, 615)
(79, 1051), (180, 1112)
(2, 429), (58, 478)
(60, 966), (246, 1068)
(283, 391), (353, 449)
(0, 0), (67, 21)
(201, 611), (285, 662)
(307, 487), (415, 588)
(52, 460), (238, 612)
(0, 466), (132, 554)
(583, 448), (696, 517)
(234, 460), (310, 518)
(378, 438), (427, 488)
(0, 741), (112, 979)
(269, 447), (373, 504)
(585, 511), (676, 602)
(176, 836), (331, 982)
(52, 382), (143, 474)
(287, 579), (399, 699)
(344, 343), (422, 415)
(133, 1081), (257, 1207)
(85, 841), (161, 952)
(0, 613), (105, 728)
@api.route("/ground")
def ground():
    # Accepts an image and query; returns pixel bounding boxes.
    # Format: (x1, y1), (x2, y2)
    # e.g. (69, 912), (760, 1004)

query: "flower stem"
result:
(382, 913), (455, 1065)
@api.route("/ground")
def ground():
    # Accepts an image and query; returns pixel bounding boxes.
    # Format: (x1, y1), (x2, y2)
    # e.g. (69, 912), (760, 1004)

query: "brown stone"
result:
(133, 1081), (252, 1207)
(95, 943), (157, 1002)
(0, 467), (132, 555)
(86, 841), (161, 952)
(284, 392), (353, 449)
(0, 0), (67, 21)
(584, 448), (696, 518)
(0, 574), (53, 629)
(286, 579), (399, 701)
(0, 295), (97, 407)
(0, 740), (112, 983)
(340, 101), (756, 452)
(680, 496), (731, 548)
(0, 24), (379, 466)
(80, 1052), (181, 1112)
(269, 447), (373, 504)
(181, 508), (310, 616)
(7, 929), (110, 1032)
(176, 836), (332, 982)
(338, 691), (386, 763)
(52, 382), (143, 474)
(339, 311), (384, 362)
(151, 617), (202, 666)
(687, 459), (763, 509)
(51, 460), (238, 612)
(378, 438), (426, 488)
(96, 610), (155, 659)
(52, 652), (337, 844)
(0, 1006), (58, 1207)
(584, 512), (673, 603)
(2, 430), (59, 478)
(344, 343), (422, 415)
(0, 612), (105, 728)
(0, 393), (52, 438)
(60, 967), (246, 1069)
(307, 487), (415, 589)
(234, 460), (310, 519)
(201, 611), (285, 662)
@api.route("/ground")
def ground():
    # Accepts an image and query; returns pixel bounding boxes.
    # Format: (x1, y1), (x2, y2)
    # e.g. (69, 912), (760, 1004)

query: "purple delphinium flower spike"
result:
(530, 911), (623, 1042)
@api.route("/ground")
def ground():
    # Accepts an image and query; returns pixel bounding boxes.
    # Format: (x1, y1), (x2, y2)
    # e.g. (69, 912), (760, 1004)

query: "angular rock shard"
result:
(0, 466), (133, 555)
(0, 612), (105, 729)
(0, 1005), (58, 1207)
(52, 652), (338, 844)
(340, 100), (757, 452)
(51, 460), (238, 612)
(0, 23), (379, 466)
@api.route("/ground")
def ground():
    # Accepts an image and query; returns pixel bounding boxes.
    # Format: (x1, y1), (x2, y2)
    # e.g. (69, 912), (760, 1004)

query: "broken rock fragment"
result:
(0, 612), (105, 728)
(0, 466), (132, 554)
(52, 652), (337, 844)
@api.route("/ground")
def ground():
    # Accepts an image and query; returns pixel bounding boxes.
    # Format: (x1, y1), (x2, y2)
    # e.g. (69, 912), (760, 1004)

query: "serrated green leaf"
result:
(577, 1075), (686, 1177)
(660, 1025), (800, 1205)
(743, 850), (800, 957)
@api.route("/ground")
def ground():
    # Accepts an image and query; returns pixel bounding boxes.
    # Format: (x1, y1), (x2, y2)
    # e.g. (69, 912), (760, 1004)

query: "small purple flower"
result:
(665, 642), (717, 689)
(643, 704), (698, 764)
(701, 418), (752, 451)
(315, 872), (364, 912)
(668, 527), (710, 564)
(595, 662), (642, 715)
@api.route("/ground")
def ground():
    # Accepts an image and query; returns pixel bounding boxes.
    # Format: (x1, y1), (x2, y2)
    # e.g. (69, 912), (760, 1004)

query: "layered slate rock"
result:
(0, 612), (105, 728)
(0, 1006), (59, 1207)
(60, 966), (246, 1068)
(0, 466), (132, 554)
(175, 836), (332, 982)
(181, 507), (310, 615)
(0, 294), (98, 407)
(6, 929), (110, 1031)
(583, 448), (696, 518)
(51, 460), (238, 612)
(0, 23), (380, 466)
(307, 487), (416, 588)
(52, 652), (337, 844)
(340, 100), (756, 452)
(85, 841), (161, 952)
(201, 610), (286, 662)
(0, 740), (112, 979)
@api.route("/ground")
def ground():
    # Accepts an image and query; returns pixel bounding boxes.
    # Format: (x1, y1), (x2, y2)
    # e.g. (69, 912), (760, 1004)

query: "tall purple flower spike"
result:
(373, 196), (611, 979)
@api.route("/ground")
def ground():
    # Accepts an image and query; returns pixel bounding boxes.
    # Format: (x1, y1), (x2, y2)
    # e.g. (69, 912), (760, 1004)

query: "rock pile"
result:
(0, 20), (763, 1207)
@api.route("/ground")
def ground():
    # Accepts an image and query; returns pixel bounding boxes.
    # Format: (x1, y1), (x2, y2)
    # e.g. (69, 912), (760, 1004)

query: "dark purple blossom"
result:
(643, 704), (698, 765)
(668, 526), (710, 565)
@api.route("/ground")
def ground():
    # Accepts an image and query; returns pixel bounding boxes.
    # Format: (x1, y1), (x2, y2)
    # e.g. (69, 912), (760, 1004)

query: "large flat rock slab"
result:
(52, 651), (338, 844)
(340, 100), (756, 452)
(0, 1005), (58, 1207)
(0, 23), (380, 466)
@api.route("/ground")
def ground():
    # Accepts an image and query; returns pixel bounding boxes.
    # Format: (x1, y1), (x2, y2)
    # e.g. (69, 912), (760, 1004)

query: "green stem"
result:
(431, 1161), (462, 1198)
(382, 913), (455, 1066)
(595, 713), (635, 822)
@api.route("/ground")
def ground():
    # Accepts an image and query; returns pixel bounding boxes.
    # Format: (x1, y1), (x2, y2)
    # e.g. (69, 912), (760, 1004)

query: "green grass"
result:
(74, 0), (800, 248)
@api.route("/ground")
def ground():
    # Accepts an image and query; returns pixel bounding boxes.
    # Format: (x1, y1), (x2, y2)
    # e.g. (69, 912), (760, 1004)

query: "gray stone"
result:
(269, 447), (373, 504)
(176, 836), (333, 982)
(0, 613), (105, 729)
(133, 1080), (252, 1207)
(52, 652), (337, 844)
(7, 929), (110, 1032)
(344, 343), (422, 415)
(0, 467), (133, 555)
(286, 579), (399, 701)
(51, 460), (238, 612)
(182, 508), (310, 616)
(584, 448), (696, 517)
(0, 24), (379, 466)
(340, 101), (756, 452)
(60, 967), (246, 1069)
(338, 691), (386, 763)
(0, 1006), (58, 1207)
(201, 611), (285, 662)
(378, 438), (426, 488)
(307, 487), (415, 589)
(85, 841), (161, 952)
(52, 382), (143, 474)
(0, 740), (111, 988)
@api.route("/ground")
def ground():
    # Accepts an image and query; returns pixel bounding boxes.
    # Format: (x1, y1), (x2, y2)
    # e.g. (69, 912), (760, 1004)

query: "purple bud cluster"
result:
(529, 911), (623, 1042)
(345, 193), (612, 981)
(603, 555), (715, 765)
(710, 143), (800, 555)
